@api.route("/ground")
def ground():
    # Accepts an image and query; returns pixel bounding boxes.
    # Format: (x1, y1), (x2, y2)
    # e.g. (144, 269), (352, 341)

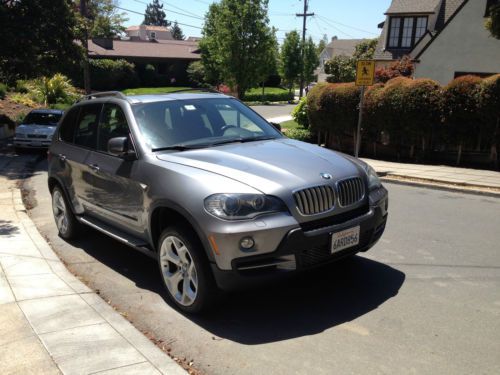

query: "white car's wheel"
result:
(158, 226), (218, 313)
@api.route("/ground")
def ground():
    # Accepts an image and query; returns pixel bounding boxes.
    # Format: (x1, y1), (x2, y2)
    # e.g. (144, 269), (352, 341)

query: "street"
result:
(21, 154), (500, 375)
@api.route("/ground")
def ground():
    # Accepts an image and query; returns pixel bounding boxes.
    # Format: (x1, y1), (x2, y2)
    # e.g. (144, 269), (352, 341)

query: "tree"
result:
(187, 61), (206, 87)
(303, 36), (319, 84)
(324, 55), (355, 83)
(85, 0), (128, 38)
(316, 34), (328, 55)
(280, 30), (302, 94)
(353, 38), (378, 60)
(171, 21), (185, 40)
(256, 29), (279, 97)
(143, 0), (170, 27)
(485, 3), (500, 39)
(199, 0), (275, 99)
(0, 0), (82, 84)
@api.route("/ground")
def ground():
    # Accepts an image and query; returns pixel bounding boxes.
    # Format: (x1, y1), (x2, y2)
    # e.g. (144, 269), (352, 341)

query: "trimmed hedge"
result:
(244, 90), (294, 102)
(89, 59), (139, 90)
(307, 74), (500, 168)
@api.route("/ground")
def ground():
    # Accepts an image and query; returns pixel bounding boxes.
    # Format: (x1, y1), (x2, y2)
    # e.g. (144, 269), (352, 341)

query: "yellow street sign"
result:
(355, 60), (375, 86)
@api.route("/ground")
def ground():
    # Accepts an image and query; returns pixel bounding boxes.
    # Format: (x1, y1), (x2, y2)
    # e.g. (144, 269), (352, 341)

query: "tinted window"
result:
(74, 104), (101, 149)
(59, 107), (80, 143)
(98, 104), (130, 152)
(24, 112), (62, 126)
(132, 98), (281, 150)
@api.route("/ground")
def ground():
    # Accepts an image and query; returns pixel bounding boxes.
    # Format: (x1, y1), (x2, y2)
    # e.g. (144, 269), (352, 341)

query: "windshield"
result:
(23, 112), (62, 126)
(131, 98), (282, 150)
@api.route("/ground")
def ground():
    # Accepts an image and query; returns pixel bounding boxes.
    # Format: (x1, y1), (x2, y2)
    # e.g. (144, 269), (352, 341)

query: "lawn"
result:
(122, 87), (190, 95)
(280, 119), (301, 130)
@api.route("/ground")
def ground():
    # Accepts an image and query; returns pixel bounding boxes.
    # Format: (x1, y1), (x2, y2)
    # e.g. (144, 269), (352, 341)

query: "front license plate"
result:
(331, 226), (360, 254)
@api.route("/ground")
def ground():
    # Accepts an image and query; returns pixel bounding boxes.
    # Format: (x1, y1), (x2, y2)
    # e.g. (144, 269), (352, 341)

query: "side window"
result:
(74, 104), (101, 149)
(59, 107), (80, 143)
(97, 104), (130, 152)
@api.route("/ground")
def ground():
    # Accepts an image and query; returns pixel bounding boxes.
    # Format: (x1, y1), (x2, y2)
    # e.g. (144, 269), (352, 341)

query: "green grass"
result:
(280, 120), (301, 130)
(122, 87), (190, 95)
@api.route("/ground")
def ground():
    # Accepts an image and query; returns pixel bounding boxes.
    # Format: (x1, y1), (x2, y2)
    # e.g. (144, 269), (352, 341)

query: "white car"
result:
(14, 109), (64, 149)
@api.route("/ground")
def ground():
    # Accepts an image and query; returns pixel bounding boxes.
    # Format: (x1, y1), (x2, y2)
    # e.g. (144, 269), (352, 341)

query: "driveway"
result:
(23, 156), (500, 375)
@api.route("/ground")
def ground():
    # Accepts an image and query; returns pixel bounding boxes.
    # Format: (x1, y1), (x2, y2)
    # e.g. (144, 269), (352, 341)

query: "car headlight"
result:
(204, 193), (287, 220)
(15, 133), (26, 138)
(366, 165), (381, 190)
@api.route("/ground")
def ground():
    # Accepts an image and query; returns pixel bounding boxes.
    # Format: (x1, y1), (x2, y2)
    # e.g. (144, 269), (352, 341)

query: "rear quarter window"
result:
(59, 107), (80, 143)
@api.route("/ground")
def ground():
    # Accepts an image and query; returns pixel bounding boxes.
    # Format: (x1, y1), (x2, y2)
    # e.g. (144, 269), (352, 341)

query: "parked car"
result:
(47, 91), (388, 313)
(14, 109), (64, 150)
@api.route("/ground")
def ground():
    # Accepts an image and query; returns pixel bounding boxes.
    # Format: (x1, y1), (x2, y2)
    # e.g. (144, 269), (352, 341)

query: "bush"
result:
(0, 82), (6, 99)
(187, 61), (206, 87)
(89, 59), (139, 90)
(31, 73), (78, 105)
(243, 91), (294, 102)
(480, 74), (500, 165)
(139, 64), (158, 87)
(375, 56), (414, 83)
(292, 96), (309, 128)
(15, 80), (29, 93)
(286, 128), (313, 142)
(306, 82), (329, 133)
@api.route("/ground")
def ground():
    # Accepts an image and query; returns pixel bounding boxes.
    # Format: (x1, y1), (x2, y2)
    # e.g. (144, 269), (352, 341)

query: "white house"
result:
(316, 37), (365, 82)
(374, 0), (500, 84)
(125, 25), (173, 41)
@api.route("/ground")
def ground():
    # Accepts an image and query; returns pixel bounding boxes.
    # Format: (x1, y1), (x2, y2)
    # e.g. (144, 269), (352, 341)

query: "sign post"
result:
(354, 60), (375, 158)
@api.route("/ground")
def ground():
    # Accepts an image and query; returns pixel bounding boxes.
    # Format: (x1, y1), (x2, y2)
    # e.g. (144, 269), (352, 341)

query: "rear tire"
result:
(51, 185), (81, 240)
(157, 226), (219, 313)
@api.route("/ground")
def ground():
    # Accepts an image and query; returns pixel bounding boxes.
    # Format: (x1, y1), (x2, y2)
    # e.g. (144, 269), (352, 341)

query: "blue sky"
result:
(120, 0), (393, 43)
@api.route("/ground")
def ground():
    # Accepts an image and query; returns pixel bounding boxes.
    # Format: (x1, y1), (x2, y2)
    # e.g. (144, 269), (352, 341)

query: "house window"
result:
(387, 16), (428, 49)
(150, 31), (156, 39)
(485, 0), (499, 17)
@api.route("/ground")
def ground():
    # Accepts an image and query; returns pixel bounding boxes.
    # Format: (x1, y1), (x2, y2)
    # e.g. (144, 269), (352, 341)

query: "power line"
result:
(316, 15), (378, 36)
(115, 6), (203, 29)
(129, 0), (204, 20)
(315, 15), (356, 39)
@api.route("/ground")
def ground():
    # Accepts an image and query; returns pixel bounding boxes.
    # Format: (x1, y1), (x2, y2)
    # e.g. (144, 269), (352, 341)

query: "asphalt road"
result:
(22, 156), (500, 375)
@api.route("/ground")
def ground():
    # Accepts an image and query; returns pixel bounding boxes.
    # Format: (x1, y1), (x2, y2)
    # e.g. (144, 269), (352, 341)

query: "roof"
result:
(321, 38), (365, 59)
(126, 25), (169, 31)
(88, 39), (201, 60)
(374, 0), (466, 60)
(126, 93), (229, 104)
(385, 0), (441, 14)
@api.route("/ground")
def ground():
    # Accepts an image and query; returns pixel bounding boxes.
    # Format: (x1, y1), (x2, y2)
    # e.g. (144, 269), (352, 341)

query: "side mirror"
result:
(270, 122), (282, 132)
(108, 137), (136, 160)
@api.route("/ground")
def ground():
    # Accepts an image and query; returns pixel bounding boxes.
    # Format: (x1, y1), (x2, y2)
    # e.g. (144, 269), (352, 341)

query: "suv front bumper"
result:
(211, 188), (388, 291)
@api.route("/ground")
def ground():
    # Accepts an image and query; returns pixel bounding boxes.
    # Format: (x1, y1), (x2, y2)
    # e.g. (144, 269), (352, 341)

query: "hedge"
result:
(243, 90), (294, 102)
(89, 59), (140, 90)
(307, 74), (500, 168)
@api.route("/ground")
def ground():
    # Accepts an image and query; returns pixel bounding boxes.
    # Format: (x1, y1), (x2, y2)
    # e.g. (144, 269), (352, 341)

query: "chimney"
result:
(331, 36), (338, 42)
(92, 38), (113, 50)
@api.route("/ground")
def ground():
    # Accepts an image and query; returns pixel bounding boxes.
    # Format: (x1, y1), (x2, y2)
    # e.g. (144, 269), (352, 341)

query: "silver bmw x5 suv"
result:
(48, 90), (388, 313)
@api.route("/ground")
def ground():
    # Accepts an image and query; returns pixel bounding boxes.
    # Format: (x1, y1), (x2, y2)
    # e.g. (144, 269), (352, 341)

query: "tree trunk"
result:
(373, 142), (377, 157)
(261, 82), (265, 103)
(317, 131), (321, 146)
(410, 144), (415, 160)
(476, 131), (482, 152)
(456, 142), (463, 166)
(490, 117), (499, 169)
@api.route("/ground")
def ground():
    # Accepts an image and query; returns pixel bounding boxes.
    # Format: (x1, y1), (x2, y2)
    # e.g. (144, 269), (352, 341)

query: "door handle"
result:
(88, 163), (100, 172)
(58, 154), (66, 162)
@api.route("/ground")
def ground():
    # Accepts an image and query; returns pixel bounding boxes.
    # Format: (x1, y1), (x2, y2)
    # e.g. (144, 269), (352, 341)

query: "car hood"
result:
(156, 139), (364, 194)
(16, 124), (56, 135)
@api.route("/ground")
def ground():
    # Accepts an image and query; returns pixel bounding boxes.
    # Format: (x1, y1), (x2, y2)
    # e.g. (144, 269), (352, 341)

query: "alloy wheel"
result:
(52, 189), (69, 236)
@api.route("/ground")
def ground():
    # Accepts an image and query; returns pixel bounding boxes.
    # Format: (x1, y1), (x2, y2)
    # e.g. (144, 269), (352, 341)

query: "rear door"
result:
(53, 104), (101, 214)
(86, 103), (145, 236)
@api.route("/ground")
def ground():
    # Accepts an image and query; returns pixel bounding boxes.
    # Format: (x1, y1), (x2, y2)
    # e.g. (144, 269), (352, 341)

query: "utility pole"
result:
(80, 0), (91, 94)
(296, 0), (314, 98)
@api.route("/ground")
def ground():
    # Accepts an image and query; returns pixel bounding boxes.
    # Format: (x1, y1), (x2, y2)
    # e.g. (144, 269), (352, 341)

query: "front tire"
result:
(51, 185), (81, 240)
(157, 226), (218, 313)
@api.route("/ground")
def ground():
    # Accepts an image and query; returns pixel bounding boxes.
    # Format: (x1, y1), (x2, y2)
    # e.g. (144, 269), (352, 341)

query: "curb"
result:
(380, 176), (500, 198)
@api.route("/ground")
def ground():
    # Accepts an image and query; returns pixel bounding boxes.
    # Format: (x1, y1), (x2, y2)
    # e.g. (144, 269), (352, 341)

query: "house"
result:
(316, 37), (365, 82)
(125, 25), (173, 41)
(374, 0), (500, 84)
(88, 26), (201, 84)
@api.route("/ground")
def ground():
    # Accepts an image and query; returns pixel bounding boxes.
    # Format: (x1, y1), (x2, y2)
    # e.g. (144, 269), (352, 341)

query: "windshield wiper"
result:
(209, 136), (277, 147)
(152, 144), (204, 152)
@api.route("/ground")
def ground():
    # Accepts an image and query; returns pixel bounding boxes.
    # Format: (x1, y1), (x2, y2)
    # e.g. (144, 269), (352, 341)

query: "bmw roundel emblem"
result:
(320, 172), (332, 180)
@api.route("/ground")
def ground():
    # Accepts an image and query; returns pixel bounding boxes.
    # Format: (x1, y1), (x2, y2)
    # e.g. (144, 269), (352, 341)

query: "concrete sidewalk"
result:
(0, 157), (185, 374)
(363, 158), (500, 191)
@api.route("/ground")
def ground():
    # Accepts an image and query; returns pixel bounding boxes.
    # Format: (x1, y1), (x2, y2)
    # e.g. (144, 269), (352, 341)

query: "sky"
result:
(119, 0), (393, 43)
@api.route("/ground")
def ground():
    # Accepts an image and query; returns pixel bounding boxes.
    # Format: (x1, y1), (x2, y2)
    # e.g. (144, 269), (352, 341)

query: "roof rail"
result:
(76, 91), (129, 103)
(167, 88), (222, 94)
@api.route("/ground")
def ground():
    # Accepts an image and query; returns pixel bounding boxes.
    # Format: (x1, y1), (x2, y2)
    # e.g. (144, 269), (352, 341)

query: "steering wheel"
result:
(221, 125), (237, 134)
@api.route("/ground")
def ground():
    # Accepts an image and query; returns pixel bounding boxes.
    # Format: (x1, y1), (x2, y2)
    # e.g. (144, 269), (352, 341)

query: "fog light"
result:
(240, 237), (255, 249)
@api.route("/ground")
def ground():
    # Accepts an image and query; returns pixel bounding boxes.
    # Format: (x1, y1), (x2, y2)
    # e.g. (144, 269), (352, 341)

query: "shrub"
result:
(292, 96), (309, 128)
(306, 82), (328, 133)
(187, 61), (206, 87)
(375, 56), (414, 83)
(140, 64), (158, 87)
(0, 82), (6, 99)
(89, 59), (139, 90)
(15, 80), (29, 93)
(363, 83), (386, 154)
(31, 73), (78, 105)
(443, 75), (482, 164)
(10, 93), (38, 107)
(286, 128), (313, 142)
(243, 91), (294, 102)
(480, 74), (500, 165)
